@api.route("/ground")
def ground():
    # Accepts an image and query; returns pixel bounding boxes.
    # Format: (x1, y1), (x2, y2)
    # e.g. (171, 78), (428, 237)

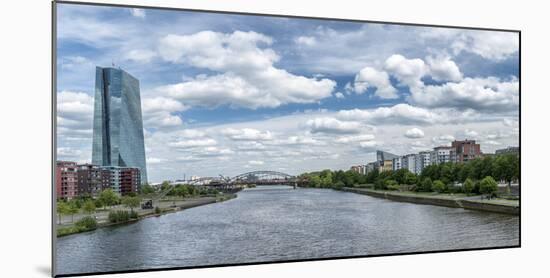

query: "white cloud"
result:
(306, 117), (362, 134)
(408, 77), (519, 112)
(359, 141), (379, 152)
(157, 31), (336, 109)
(484, 140), (502, 146)
(221, 128), (273, 141)
(130, 8), (146, 18)
(142, 97), (186, 128)
(404, 128), (425, 139)
(463, 129), (479, 138)
(57, 91), (94, 135)
(125, 49), (156, 63)
(169, 138), (217, 148)
(384, 54), (428, 88)
(334, 134), (375, 144)
(336, 103), (471, 126)
(353, 66), (398, 99)
(334, 92), (345, 99)
(248, 160), (265, 165)
(295, 36), (316, 46)
(432, 135), (455, 145)
(268, 135), (324, 146)
(426, 56), (463, 82)
(147, 157), (163, 164)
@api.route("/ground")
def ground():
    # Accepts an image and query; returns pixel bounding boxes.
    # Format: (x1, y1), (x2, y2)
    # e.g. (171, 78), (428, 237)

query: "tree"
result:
(57, 201), (69, 225)
(404, 172), (417, 185)
(308, 175), (321, 187)
(385, 179), (400, 191)
(479, 176), (498, 196)
(82, 200), (96, 215)
(493, 154), (519, 194)
(67, 201), (79, 223)
(421, 177), (433, 192)
(139, 183), (155, 194)
(98, 189), (119, 209)
(432, 180), (446, 193)
(463, 178), (475, 195)
(122, 196), (142, 213)
(392, 169), (408, 185)
(320, 170), (333, 188)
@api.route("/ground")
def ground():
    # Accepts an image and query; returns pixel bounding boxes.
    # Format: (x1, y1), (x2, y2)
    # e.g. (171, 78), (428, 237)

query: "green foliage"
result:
(122, 196), (141, 212)
(463, 178), (475, 195)
(82, 200), (96, 214)
(479, 176), (498, 195)
(108, 210), (130, 223)
(404, 172), (417, 185)
(75, 216), (97, 230)
(129, 210), (139, 219)
(385, 179), (400, 191)
(421, 177), (433, 192)
(98, 189), (119, 208)
(139, 184), (156, 194)
(432, 180), (446, 193)
(154, 206), (161, 214)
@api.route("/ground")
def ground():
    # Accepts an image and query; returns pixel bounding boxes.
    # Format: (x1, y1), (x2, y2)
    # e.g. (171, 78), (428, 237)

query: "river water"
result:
(56, 185), (519, 275)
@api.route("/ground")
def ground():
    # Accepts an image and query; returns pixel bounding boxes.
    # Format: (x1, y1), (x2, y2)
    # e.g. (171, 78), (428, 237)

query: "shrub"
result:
(129, 210), (139, 219)
(385, 180), (400, 191)
(432, 180), (446, 193)
(108, 210), (130, 223)
(75, 216), (97, 230)
(333, 181), (345, 190)
(154, 206), (161, 214)
(374, 179), (386, 190)
(421, 177), (433, 192)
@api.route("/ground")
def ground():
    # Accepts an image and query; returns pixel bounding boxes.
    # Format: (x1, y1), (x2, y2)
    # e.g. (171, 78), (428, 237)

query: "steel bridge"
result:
(200, 170), (300, 189)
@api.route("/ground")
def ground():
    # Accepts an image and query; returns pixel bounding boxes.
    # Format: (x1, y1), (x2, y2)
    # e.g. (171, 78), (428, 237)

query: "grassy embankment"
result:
(57, 193), (237, 237)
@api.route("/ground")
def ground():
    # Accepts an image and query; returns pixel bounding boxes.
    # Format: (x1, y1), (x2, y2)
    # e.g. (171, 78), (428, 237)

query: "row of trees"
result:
(56, 189), (142, 224)
(299, 154), (518, 196)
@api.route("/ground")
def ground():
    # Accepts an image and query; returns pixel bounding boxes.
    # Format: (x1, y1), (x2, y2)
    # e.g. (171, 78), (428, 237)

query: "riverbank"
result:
(57, 193), (237, 237)
(342, 187), (519, 215)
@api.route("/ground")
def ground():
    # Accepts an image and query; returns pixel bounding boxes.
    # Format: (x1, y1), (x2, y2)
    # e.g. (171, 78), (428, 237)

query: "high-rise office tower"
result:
(92, 66), (147, 184)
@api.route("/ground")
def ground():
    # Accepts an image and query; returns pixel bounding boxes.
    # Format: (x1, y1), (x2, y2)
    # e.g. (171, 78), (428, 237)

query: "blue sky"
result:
(56, 3), (519, 182)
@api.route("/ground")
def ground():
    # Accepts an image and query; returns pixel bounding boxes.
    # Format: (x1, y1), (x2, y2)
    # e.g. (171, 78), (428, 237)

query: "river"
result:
(56, 185), (519, 275)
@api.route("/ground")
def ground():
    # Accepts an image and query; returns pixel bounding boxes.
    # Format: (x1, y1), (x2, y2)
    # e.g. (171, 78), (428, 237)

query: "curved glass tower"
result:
(92, 66), (147, 184)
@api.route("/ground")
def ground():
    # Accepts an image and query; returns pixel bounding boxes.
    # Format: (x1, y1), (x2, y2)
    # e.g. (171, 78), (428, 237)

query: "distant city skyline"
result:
(56, 4), (519, 182)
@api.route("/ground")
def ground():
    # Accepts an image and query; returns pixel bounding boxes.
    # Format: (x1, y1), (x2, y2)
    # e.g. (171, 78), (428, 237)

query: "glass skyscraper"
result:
(92, 66), (147, 184)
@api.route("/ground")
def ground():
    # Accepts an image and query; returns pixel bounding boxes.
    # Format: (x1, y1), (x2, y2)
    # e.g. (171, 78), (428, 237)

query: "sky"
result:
(56, 3), (520, 182)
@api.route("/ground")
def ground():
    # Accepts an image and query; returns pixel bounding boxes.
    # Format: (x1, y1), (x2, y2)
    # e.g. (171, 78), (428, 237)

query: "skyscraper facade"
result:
(92, 66), (147, 184)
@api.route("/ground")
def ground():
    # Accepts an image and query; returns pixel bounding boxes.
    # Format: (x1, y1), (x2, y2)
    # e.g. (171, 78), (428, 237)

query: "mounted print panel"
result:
(53, 1), (520, 277)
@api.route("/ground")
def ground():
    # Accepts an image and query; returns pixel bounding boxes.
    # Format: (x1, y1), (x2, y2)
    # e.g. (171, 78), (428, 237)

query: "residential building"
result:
(402, 154), (417, 174)
(379, 159), (393, 172)
(350, 165), (362, 174)
(365, 162), (377, 174)
(432, 146), (455, 164)
(415, 151), (432, 174)
(76, 164), (111, 197)
(496, 146), (520, 155)
(376, 150), (399, 163)
(392, 157), (402, 171)
(452, 140), (481, 162)
(92, 66), (148, 184)
(55, 161), (78, 199)
(120, 167), (141, 195)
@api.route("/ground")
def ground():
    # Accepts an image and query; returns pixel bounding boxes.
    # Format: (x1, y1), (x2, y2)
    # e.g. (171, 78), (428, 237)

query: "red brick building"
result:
(452, 140), (481, 163)
(120, 167), (141, 195)
(55, 161), (78, 199)
(76, 164), (111, 197)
